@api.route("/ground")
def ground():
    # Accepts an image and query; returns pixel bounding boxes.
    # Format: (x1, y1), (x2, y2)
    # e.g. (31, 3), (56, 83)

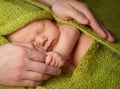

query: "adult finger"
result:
(68, 8), (89, 25)
(12, 42), (46, 62)
(53, 3), (89, 24)
(100, 24), (116, 42)
(27, 48), (46, 62)
(80, 8), (108, 39)
(22, 71), (51, 81)
(27, 60), (61, 75)
(20, 80), (43, 87)
(70, 1), (107, 39)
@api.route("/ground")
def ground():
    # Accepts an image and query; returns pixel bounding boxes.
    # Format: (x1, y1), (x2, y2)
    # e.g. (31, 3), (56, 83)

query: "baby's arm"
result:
(46, 24), (80, 67)
(55, 24), (80, 57)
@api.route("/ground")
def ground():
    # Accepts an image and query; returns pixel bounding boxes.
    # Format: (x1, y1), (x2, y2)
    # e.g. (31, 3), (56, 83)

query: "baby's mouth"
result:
(34, 41), (55, 52)
(35, 43), (52, 52)
(34, 46), (45, 52)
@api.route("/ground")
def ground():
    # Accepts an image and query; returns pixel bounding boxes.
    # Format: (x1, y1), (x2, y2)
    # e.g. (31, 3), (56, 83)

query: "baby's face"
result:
(33, 20), (60, 52)
(7, 20), (60, 52)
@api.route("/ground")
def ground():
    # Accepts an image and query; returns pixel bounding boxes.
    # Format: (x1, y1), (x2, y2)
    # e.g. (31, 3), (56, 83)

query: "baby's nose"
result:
(35, 35), (48, 46)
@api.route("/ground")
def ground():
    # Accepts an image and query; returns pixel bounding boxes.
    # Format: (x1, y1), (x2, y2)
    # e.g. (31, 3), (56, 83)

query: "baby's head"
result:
(7, 19), (60, 52)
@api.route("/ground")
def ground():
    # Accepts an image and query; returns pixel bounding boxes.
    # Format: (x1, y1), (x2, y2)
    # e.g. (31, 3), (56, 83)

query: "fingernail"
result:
(111, 33), (117, 42)
(108, 36), (117, 43)
(99, 32), (107, 39)
(102, 35), (107, 39)
(81, 18), (89, 24)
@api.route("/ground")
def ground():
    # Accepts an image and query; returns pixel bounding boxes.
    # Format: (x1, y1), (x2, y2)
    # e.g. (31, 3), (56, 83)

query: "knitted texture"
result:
(0, 0), (120, 89)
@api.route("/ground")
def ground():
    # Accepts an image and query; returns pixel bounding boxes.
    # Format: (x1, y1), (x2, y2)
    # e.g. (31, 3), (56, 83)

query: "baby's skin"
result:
(7, 20), (93, 69)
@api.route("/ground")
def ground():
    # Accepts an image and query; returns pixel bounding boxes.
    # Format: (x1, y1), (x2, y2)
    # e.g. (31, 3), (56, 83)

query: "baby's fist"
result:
(45, 51), (65, 67)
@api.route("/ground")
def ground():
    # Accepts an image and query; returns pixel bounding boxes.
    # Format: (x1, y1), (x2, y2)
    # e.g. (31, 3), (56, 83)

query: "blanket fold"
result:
(0, 0), (120, 89)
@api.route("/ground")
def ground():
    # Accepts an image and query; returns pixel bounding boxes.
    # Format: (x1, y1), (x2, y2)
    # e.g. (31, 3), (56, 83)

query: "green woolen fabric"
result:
(0, 0), (120, 89)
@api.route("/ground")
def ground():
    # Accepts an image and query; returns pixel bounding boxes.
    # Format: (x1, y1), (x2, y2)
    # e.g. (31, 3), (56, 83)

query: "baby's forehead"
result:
(38, 20), (59, 30)
(26, 19), (59, 36)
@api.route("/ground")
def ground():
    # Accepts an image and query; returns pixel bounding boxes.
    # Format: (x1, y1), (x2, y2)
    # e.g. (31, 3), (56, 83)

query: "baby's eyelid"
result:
(35, 23), (45, 34)
(38, 22), (47, 33)
(35, 28), (43, 34)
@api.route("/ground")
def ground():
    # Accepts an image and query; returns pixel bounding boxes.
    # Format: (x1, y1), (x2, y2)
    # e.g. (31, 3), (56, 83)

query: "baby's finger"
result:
(55, 62), (58, 67)
(20, 80), (43, 87)
(46, 55), (53, 65)
(50, 59), (56, 67)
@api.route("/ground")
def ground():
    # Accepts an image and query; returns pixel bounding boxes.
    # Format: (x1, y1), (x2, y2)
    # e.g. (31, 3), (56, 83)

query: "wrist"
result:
(53, 49), (68, 59)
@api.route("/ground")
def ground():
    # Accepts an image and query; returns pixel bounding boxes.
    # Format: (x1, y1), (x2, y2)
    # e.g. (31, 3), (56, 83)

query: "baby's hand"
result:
(45, 51), (65, 67)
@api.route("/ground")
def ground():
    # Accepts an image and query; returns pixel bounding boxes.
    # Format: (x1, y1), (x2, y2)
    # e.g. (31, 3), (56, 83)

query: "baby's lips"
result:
(34, 45), (46, 52)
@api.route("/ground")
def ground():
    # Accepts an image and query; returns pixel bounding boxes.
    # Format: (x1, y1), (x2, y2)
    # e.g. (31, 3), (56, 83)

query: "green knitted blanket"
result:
(0, 0), (120, 89)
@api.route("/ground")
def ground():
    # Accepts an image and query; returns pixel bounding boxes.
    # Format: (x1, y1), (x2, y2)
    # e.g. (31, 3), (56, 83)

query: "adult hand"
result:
(0, 43), (61, 87)
(51, 0), (115, 42)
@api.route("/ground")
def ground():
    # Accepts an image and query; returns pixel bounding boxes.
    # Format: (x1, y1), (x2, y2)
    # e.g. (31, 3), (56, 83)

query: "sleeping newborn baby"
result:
(7, 19), (93, 70)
